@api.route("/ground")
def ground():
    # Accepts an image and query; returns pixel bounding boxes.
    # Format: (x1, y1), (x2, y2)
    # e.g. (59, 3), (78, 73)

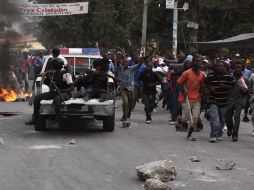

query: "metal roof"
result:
(187, 33), (254, 50)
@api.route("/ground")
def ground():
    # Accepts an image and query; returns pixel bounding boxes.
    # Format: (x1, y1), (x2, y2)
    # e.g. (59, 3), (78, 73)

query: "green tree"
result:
(34, 0), (254, 54)
(36, 0), (143, 50)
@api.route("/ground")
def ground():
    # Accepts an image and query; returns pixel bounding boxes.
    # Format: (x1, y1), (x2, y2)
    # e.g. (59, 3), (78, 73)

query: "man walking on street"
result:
(118, 57), (142, 121)
(32, 52), (44, 90)
(242, 60), (252, 122)
(248, 63), (254, 137)
(225, 61), (248, 142)
(177, 54), (206, 140)
(19, 52), (30, 93)
(206, 61), (235, 143)
(133, 56), (146, 110)
(139, 62), (161, 124)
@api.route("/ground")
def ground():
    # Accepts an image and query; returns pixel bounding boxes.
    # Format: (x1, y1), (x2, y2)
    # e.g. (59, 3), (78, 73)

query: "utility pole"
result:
(172, 5), (178, 59)
(141, 0), (148, 56)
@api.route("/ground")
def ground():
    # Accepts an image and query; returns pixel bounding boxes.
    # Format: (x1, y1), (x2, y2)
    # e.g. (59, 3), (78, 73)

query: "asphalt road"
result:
(0, 101), (254, 190)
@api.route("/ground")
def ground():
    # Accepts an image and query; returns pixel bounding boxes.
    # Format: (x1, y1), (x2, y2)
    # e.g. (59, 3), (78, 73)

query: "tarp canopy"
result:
(25, 42), (45, 50)
(188, 33), (254, 50)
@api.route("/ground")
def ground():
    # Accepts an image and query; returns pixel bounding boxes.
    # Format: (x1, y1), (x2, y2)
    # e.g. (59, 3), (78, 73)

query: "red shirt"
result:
(177, 69), (206, 103)
(19, 57), (30, 73)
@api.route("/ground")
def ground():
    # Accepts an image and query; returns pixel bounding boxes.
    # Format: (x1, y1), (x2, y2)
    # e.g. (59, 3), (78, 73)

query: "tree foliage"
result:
(34, 0), (254, 52)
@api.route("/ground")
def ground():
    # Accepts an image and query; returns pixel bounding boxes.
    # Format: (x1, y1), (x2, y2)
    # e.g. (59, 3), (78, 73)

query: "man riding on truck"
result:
(25, 58), (74, 127)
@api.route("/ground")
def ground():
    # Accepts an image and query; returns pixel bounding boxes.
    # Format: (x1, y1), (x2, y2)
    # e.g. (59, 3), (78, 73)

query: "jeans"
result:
(208, 104), (226, 138)
(143, 93), (156, 120)
(21, 72), (29, 92)
(244, 94), (250, 117)
(225, 103), (243, 137)
(170, 86), (180, 121)
(133, 83), (143, 109)
(33, 91), (71, 119)
(251, 102), (254, 130)
(121, 89), (134, 119)
(86, 87), (106, 99)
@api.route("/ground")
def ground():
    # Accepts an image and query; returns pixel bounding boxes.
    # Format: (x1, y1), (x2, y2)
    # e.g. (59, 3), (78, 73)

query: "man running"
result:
(139, 62), (161, 124)
(118, 56), (142, 121)
(225, 61), (248, 142)
(206, 61), (235, 143)
(177, 54), (206, 140)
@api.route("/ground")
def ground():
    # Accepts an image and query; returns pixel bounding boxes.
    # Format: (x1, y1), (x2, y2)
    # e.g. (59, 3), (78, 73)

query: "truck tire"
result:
(34, 114), (47, 131)
(103, 112), (115, 132)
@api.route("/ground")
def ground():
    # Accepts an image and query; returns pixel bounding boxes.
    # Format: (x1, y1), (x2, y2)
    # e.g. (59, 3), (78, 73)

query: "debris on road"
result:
(68, 139), (76, 145)
(0, 112), (21, 117)
(189, 156), (201, 162)
(216, 159), (235, 170)
(122, 121), (131, 128)
(144, 179), (171, 190)
(136, 160), (177, 182)
(0, 137), (4, 148)
(29, 145), (62, 150)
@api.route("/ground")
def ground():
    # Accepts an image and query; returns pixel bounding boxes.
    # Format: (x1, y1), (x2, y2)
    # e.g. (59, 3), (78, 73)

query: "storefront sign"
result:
(19, 2), (88, 16)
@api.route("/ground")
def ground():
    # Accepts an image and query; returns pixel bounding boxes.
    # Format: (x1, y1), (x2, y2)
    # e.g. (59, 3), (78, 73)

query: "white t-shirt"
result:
(63, 72), (73, 84)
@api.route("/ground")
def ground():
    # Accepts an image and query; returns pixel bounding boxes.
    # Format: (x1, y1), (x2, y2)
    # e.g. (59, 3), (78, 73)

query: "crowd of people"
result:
(13, 51), (45, 93)
(23, 47), (254, 143)
(103, 50), (254, 143)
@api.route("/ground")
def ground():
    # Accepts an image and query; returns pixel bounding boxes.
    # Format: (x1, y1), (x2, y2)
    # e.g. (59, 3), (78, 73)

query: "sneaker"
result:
(25, 116), (35, 125)
(243, 116), (250, 122)
(169, 121), (176, 125)
(186, 136), (196, 141)
(194, 128), (200, 132)
(223, 126), (227, 132)
(232, 136), (238, 142)
(175, 126), (181, 131)
(210, 137), (216, 143)
(217, 137), (223, 141)
(120, 117), (127, 122)
(146, 120), (151, 124)
(227, 130), (232, 137)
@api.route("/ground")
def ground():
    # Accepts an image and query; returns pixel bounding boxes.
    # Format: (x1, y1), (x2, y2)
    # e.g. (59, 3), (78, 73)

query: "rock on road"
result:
(0, 101), (254, 190)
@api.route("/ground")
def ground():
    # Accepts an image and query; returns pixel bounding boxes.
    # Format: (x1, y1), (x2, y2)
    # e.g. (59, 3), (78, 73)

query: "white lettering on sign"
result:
(19, 2), (89, 16)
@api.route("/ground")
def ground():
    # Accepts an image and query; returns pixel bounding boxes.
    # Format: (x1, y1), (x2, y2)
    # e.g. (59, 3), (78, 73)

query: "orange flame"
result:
(0, 89), (32, 102)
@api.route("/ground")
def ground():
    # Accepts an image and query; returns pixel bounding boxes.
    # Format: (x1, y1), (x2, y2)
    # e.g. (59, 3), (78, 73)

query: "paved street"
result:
(0, 100), (254, 190)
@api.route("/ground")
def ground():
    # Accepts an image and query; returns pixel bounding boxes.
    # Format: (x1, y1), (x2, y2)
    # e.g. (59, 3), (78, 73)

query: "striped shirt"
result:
(206, 73), (235, 107)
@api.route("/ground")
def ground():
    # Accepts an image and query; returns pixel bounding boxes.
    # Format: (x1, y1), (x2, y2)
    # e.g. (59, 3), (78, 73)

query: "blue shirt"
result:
(118, 64), (139, 91)
(129, 59), (136, 66)
(35, 56), (44, 68)
(108, 61), (115, 73)
(241, 68), (252, 79)
(134, 63), (146, 82)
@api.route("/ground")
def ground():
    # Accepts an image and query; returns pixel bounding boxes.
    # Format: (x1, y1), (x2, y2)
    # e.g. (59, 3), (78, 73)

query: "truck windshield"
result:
(44, 57), (97, 76)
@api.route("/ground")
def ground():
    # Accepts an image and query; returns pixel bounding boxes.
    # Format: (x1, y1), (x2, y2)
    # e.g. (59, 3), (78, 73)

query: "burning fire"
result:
(0, 88), (32, 102)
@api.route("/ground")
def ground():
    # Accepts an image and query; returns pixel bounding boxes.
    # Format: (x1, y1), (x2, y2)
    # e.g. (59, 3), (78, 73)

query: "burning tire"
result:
(34, 114), (47, 131)
(103, 112), (115, 132)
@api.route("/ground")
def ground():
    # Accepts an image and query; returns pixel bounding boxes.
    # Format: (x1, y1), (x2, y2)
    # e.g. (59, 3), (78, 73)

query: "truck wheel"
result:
(103, 112), (115, 132)
(34, 114), (47, 131)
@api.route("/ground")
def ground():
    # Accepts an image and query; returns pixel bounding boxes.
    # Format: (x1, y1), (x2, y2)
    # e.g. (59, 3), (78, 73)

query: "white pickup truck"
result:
(34, 48), (116, 132)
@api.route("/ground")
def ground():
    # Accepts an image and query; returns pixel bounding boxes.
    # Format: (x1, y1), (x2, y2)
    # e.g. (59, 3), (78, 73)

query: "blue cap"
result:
(185, 55), (193, 62)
